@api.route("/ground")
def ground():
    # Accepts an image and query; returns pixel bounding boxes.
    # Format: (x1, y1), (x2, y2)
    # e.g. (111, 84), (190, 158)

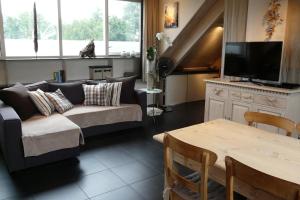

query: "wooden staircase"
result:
(161, 0), (225, 74)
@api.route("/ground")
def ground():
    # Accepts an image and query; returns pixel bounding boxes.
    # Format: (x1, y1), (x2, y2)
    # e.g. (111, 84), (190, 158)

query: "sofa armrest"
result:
(0, 105), (25, 172)
(134, 90), (147, 122)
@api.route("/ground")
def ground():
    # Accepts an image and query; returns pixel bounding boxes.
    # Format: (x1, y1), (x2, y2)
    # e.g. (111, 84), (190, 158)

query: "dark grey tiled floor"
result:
(0, 101), (205, 200)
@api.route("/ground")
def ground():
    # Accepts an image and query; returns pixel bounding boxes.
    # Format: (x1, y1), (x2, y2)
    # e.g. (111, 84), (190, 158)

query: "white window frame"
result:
(0, 0), (6, 59)
(0, 0), (141, 59)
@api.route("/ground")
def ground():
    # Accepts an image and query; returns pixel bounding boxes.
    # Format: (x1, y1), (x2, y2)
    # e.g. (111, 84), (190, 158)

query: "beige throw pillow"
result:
(28, 89), (54, 116)
(45, 89), (73, 113)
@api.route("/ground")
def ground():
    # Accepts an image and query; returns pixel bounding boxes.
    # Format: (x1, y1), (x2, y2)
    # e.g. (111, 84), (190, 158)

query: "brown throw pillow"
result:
(106, 76), (136, 104)
(0, 84), (38, 120)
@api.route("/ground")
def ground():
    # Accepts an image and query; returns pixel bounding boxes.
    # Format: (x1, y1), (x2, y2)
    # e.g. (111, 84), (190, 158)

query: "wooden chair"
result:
(244, 111), (296, 136)
(164, 133), (219, 200)
(225, 156), (300, 200)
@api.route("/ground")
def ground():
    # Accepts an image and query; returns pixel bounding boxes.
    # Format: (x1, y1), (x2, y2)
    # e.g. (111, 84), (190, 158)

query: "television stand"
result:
(229, 80), (250, 83)
(204, 79), (300, 137)
(229, 79), (300, 90)
(261, 82), (300, 90)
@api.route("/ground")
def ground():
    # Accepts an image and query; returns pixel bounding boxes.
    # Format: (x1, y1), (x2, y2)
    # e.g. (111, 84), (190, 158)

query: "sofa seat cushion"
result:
(63, 104), (142, 129)
(22, 113), (83, 157)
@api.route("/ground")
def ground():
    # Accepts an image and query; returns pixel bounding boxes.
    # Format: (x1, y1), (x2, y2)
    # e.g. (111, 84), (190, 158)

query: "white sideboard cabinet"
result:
(204, 79), (300, 137)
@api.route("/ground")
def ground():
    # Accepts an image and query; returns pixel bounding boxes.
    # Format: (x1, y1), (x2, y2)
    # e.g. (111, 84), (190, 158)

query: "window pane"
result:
(61, 0), (105, 56)
(108, 0), (141, 55)
(2, 0), (59, 57)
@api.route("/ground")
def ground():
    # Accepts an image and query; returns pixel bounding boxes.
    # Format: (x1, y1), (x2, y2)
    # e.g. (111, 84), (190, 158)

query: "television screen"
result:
(224, 42), (283, 82)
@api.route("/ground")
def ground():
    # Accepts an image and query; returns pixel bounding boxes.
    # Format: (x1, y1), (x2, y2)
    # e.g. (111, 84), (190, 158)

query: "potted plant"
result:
(146, 32), (172, 90)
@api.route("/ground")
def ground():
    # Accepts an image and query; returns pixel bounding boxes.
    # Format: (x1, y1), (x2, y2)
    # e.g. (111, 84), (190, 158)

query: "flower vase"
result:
(146, 59), (156, 90)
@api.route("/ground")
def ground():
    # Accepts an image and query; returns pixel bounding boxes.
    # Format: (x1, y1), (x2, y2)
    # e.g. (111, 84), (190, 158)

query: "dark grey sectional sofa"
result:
(0, 80), (146, 172)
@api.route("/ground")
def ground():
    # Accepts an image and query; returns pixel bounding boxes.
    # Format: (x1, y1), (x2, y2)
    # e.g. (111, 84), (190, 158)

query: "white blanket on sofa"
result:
(22, 113), (84, 157)
(21, 104), (142, 157)
(63, 104), (142, 129)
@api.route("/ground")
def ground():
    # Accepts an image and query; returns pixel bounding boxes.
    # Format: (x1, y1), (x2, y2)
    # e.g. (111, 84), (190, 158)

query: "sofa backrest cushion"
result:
(25, 81), (49, 92)
(0, 84), (38, 120)
(48, 81), (85, 104)
(106, 76), (136, 104)
(85, 80), (106, 85)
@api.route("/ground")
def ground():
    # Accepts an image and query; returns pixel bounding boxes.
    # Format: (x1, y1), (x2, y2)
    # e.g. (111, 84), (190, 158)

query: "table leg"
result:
(152, 93), (156, 123)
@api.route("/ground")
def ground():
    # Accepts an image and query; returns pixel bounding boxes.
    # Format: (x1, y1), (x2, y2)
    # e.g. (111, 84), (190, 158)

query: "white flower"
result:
(156, 32), (173, 47)
(155, 32), (164, 41)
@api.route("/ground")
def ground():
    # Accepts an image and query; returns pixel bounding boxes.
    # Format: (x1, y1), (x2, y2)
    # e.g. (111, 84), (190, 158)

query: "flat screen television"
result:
(224, 41), (283, 83)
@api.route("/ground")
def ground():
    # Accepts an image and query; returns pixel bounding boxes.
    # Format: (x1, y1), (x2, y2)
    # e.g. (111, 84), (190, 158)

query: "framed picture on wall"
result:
(164, 2), (179, 28)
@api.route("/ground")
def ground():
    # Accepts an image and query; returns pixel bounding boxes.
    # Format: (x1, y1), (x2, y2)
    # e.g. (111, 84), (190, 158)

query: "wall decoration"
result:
(164, 2), (179, 28)
(263, 0), (284, 41)
(79, 40), (96, 58)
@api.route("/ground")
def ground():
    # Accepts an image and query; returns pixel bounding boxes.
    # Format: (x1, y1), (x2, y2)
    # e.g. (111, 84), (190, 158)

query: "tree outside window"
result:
(1, 0), (141, 57)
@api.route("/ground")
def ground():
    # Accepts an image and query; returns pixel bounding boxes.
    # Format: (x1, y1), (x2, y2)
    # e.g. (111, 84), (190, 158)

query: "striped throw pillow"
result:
(28, 89), (54, 116)
(83, 82), (122, 106)
(45, 89), (73, 113)
(37, 89), (55, 112)
(107, 82), (122, 106)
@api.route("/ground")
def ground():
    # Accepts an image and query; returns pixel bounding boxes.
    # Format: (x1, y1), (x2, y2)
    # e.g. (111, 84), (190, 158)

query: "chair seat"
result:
(172, 172), (226, 200)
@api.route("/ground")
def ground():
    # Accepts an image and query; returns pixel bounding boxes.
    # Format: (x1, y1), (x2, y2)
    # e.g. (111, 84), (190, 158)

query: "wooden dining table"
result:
(153, 119), (300, 200)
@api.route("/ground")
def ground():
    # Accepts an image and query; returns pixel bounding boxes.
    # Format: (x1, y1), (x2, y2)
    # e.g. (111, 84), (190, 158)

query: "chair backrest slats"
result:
(164, 134), (218, 200)
(225, 156), (300, 200)
(244, 111), (296, 136)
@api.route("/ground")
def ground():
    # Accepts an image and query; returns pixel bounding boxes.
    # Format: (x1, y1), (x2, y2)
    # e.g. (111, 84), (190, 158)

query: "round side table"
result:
(140, 88), (163, 118)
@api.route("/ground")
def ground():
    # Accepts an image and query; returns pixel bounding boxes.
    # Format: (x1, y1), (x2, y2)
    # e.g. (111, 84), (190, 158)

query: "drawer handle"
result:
(266, 97), (277, 102)
(214, 88), (223, 95)
(242, 94), (252, 100)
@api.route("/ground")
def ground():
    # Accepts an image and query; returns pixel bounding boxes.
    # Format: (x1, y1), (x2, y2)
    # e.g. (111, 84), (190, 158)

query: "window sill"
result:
(0, 55), (140, 61)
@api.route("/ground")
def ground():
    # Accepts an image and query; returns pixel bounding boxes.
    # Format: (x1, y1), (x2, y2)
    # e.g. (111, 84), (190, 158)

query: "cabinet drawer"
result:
(230, 91), (241, 100)
(241, 92), (254, 102)
(254, 94), (287, 109)
(207, 86), (228, 99)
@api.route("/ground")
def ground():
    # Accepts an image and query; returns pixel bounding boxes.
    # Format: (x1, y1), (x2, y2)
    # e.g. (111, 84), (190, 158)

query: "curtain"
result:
(223, 0), (248, 42)
(283, 0), (300, 84)
(142, 0), (160, 81)
(221, 0), (248, 77)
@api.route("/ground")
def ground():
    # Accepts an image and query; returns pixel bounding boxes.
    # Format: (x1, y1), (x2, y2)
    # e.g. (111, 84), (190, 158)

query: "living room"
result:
(0, 0), (300, 200)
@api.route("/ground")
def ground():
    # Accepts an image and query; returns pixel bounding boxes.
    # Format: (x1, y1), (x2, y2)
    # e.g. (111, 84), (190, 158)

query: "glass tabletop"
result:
(139, 88), (162, 94)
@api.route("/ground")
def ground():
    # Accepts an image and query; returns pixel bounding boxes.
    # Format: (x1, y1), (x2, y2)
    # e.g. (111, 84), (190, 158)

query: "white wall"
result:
(166, 75), (188, 105)
(0, 62), (6, 85)
(159, 0), (205, 51)
(246, 0), (288, 42)
(165, 73), (219, 106)
(112, 58), (140, 78)
(1, 58), (140, 84)
(5, 60), (62, 84)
